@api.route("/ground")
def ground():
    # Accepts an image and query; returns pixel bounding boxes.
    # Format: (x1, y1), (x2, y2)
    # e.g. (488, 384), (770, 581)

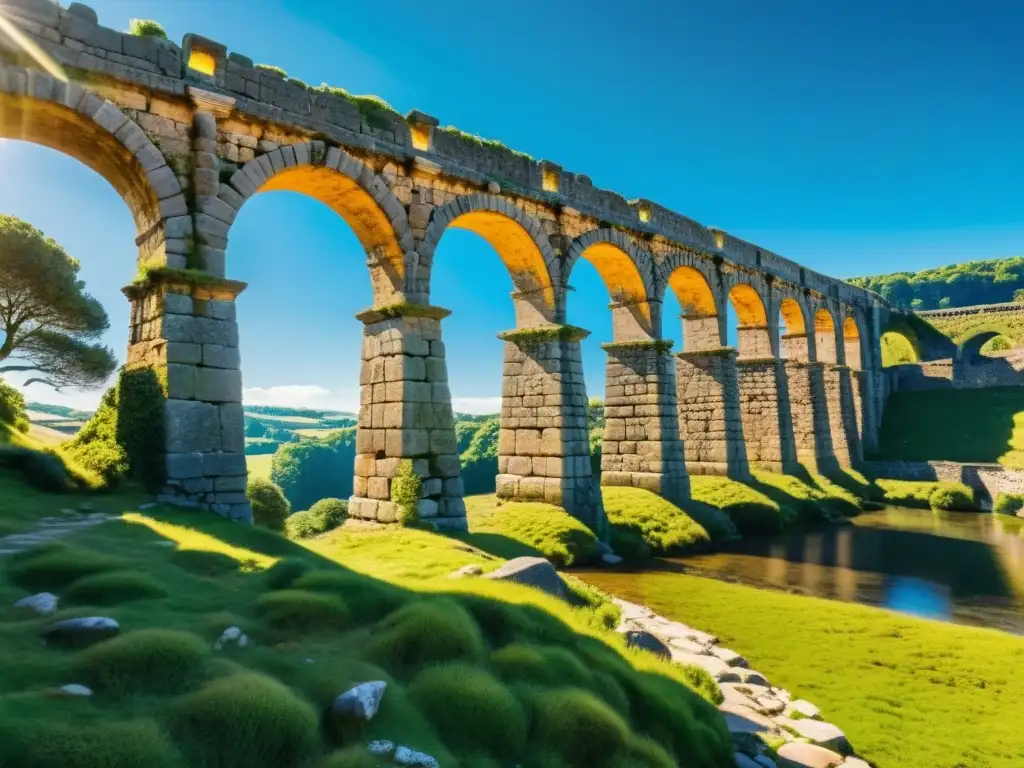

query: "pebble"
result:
(330, 681), (387, 722)
(14, 592), (58, 615)
(394, 746), (439, 767)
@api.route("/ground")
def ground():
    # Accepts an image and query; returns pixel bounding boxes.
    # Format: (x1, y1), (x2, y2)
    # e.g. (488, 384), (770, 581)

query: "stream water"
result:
(581, 508), (1024, 634)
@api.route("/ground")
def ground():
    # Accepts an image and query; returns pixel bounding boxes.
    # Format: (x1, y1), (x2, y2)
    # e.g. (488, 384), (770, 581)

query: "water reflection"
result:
(599, 509), (1024, 633)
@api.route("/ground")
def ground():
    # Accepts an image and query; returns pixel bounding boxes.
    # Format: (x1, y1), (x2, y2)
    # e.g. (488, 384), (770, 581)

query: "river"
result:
(579, 508), (1024, 634)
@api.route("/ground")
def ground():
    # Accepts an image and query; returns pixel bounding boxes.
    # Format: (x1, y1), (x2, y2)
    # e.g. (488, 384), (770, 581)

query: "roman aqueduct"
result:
(0, 0), (902, 529)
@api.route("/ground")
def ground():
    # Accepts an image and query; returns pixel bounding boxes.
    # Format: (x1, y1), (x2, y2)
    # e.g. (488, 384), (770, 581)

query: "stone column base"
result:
(736, 358), (798, 474)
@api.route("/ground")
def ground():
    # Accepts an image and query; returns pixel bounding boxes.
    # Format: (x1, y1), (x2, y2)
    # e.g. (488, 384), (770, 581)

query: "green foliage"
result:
(880, 330), (919, 366)
(74, 629), (208, 695)
(533, 688), (631, 768)
(0, 215), (116, 389)
(0, 719), (181, 768)
(263, 557), (313, 589)
(460, 417), (500, 494)
(62, 367), (165, 489)
(438, 125), (534, 160)
(498, 324), (588, 344)
(288, 77), (309, 89)
(993, 491), (1024, 516)
(272, 428), (356, 510)
(309, 497), (347, 529)
(5, 543), (120, 590)
(247, 477), (291, 531)
(256, 64), (287, 77)
(409, 664), (527, 757)
(167, 673), (319, 768)
(849, 255), (1024, 310)
(392, 459), (421, 526)
(254, 589), (351, 633)
(602, 487), (710, 558)
(170, 548), (241, 577)
(128, 18), (168, 38)
(292, 570), (408, 623)
(366, 599), (484, 669)
(928, 482), (976, 511)
(981, 335), (1012, 354)
(0, 443), (75, 491)
(284, 510), (318, 540)
(690, 476), (793, 534)
(65, 570), (168, 605)
(0, 376), (28, 432)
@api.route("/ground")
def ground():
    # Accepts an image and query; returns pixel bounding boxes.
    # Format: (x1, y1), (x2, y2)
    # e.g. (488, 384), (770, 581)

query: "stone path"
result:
(0, 507), (117, 558)
(614, 598), (869, 768)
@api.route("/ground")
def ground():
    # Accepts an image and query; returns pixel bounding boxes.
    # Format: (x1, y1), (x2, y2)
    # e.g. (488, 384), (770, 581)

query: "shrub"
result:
(5, 544), (120, 590)
(409, 663), (527, 757)
(876, 479), (938, 509)
(0, 719), (181, 768)
(264, 557), (313, 589)
(128, 18), (168, 39)
(929, 482), (976, 511)
(0, 445), (74, 492)
(366, 599), (484, 669)
(309, 497), (348, 530)
(533, 688), (630, 768)
(602, 487), (711, 557)
(170, 549), (240, 577)
(619, 735), (676, 768)
(0, 376), (28, 432)
(247, 477), (290, 531)
(993, 491), (1024, 516)
(285, 510), (318, 539)
(391, 460), (420, 526)
(255, 64), (288, 77)
(490, 644), (593, 689)
(254, 589), (350, 633)
(74, 629), (208, 695)
(272, 428), (355, 510)
(65, 571), (168, 605)
(167, 673), (319, 768)
(292, 570), (407, 622)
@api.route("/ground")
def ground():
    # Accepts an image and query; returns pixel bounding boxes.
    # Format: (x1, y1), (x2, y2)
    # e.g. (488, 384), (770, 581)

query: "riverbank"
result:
(579, 567), (1024, 768)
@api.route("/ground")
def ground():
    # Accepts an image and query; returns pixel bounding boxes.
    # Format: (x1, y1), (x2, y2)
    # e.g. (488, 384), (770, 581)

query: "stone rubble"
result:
(613, 598), (866, 768)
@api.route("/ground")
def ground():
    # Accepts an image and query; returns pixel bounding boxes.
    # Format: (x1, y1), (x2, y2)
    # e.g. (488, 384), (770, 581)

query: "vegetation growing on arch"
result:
(128, 19), (168, 39)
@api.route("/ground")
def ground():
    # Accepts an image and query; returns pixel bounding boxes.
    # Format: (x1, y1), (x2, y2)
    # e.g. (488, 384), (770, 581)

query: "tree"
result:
(1014, 288), (1024, 303)
(0, 215), (116, 390)
(246, 477), (291, 531)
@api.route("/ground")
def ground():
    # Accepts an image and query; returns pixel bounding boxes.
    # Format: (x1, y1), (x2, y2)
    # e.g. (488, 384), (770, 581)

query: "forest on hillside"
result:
(848, 256), (1024, 310)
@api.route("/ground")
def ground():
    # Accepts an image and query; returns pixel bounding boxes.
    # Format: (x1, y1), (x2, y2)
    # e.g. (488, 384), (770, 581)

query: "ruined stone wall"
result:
(601, 343), (689, 502)
(675, 350), (749, 479)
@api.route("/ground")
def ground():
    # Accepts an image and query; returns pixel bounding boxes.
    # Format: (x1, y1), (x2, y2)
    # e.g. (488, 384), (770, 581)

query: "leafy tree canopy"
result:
(0, 215), (116, 390)
(848, 256), (1024, 311)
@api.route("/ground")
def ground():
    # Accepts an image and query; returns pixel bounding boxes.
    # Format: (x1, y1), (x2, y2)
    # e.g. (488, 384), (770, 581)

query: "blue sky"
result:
(2, 0), (1022, 412)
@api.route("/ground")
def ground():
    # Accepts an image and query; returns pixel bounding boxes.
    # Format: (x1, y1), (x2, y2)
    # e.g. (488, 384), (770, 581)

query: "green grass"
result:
(0, 478), (730, 768)
(246, 453), (274, 480)
(601, 486), (711, 559)
(876, 479), (978, 510)
(691, 476), (795, 534)
(875, 386), (1024, 467)
(461, 494), (600, 566)
(579, 569), (1024, 768)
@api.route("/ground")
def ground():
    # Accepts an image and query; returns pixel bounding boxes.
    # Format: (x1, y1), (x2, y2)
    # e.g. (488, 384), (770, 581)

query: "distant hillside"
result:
(848, 256), (1024, 310)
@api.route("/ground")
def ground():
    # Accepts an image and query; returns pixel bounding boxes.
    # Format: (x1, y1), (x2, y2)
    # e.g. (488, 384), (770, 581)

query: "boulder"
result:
(624, 630), (671, 659)
(735, 753), (762, 768)
(776, 742), (844, 768)
(14, 592), (58, 615)
(482, 556), (566, 599)
(777, 717), (848, 751)
(787, 699), (821, 719)
(394, 746), (439, 767)
(330, 681), (387, 722)
(735, 668), (770, 686)
(711, 646), (748, 667)
(43, 617), (119, 647)
(213, 626), (250, 650)
(58, 684), (93, 697)
(719, 701), (780, 753)
(367, 740), (395, 756)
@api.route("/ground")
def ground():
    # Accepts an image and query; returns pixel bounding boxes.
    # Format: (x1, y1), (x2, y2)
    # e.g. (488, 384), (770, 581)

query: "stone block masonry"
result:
(348, 306), (467, 531)
(675, 348), (750, 481)
(735, 359), (797, 473)
(782, 361), (835, 470)
(497, 327), (607, 535)
(601, 342), (689, 503)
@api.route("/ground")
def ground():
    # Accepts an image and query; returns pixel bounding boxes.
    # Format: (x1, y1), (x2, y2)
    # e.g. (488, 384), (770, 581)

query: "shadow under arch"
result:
(814, 307), (839, 364)
(665, 264), (721, 351)
(418, 195), (558, 327)
(0, 72), (180, 264)
(843, 316), (863, 370)
(226, 146), (412, 305)
(727, 282), (771, 359)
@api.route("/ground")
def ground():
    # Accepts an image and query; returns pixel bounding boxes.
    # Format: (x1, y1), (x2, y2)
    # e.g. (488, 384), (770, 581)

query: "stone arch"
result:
(727, 281), (772, 359)
(564, 228), (656, 340)
(880, 317), (922, 367)
(779, 296), (808, 336)
(0, 63), (182, 265)
(842, 313), (864, 370)
(658, 253), (723, 351)
(224, 143), (413, 304)
(776, 294), (812, 361)
(418, 194), (558, 327)
(813, 306), (840, 364)
(959, 329), (1006, 363)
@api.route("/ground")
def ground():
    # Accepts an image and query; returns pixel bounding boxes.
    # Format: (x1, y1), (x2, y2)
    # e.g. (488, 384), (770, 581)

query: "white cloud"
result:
(451, 396), (501, 415)
(243, 385), (332, 407)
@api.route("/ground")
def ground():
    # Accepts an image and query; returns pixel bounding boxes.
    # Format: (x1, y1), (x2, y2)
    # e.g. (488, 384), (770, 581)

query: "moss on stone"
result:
(498, 324), (590, 345)
(438, 125), (534, 161)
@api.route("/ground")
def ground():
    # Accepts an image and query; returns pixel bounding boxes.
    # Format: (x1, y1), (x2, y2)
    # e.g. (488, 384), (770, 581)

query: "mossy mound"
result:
(65, 570), (168, 605)
(74, 629), (209, 695)
(5, 543), (121, 591)
(291, 570), (408, 623)
(691, 476), (792, 534)
(366, 599), (485, 670)
(602, 487), (711, 558)
(464, 495), (600, 566)
(0, 718), (181, 768)
(254, 589), (351, 633)
(166, 672), (320, 768)
(532, 688), (630, 768)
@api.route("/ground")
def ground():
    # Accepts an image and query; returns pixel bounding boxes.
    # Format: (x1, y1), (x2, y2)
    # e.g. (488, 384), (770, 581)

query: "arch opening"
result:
(0, 92), (161, 241)
(778, 297), (809, 361)
(814, 308), (838, 364)
(843, 316), (862, 370)
(960, 330), (1008, 364)
(667, 265), (720, 352)
(728, 283), (771, 359)
(576, 241), (652, 340)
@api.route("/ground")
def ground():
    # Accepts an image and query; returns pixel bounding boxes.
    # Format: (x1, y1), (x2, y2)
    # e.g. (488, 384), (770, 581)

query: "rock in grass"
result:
(14, 592), (58, 615)
(44, 616), (119, 647)
(482, 556), (566, 600)
(58, 683), (93, 697)
(394, 746), (439, 767)
(787, 699), (821, 719)
(367, 740), (394, 756)
(331, 681), (387, 722)
(624, 630), (671, 659)
(776, 742), (844, 767)
(777, 717), (848, 751)
(213, 626), (250, 650)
